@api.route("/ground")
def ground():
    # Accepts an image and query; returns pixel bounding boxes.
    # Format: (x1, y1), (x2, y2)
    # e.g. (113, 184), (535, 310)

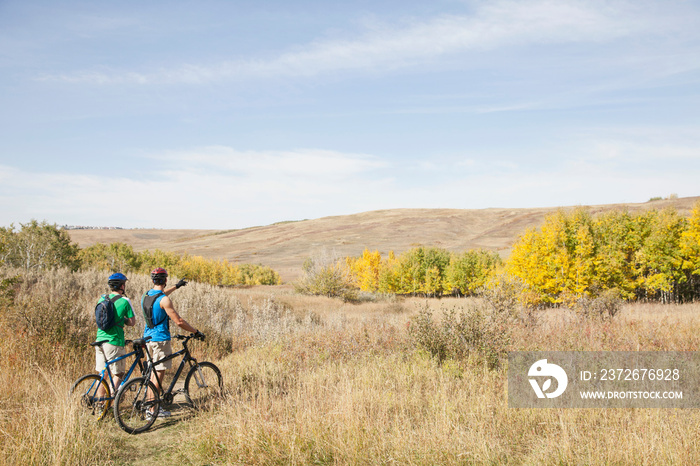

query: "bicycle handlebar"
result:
(175, 332), (205, 342)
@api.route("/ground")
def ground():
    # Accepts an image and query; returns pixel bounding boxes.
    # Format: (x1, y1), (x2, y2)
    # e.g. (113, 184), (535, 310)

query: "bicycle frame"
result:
(112, 333), (222, 434)
(144, 336), (199, 400)
(94, 338), (149, 397)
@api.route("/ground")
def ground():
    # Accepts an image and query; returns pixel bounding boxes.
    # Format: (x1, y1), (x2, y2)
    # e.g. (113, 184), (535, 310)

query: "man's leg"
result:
(112, 372), (125, 395)
(95, 370), (107, 398)
(147, 369), (170, 416)
(145, 341), (172, 417)
(150, 369), (165, 394)
(95, 348), (108, 399)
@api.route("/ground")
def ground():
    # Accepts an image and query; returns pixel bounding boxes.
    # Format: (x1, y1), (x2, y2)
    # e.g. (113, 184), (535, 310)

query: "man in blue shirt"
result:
(142, 267), (202, 418)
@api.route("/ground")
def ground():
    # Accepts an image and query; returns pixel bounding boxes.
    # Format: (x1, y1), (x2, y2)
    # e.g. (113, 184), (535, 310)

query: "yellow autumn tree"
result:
(570, 213), (597, 299)
(377, 251), (400, 293)
(347, 249), (382, 292)
(507, 209), (596, 305)
(508, 212), (567, 304)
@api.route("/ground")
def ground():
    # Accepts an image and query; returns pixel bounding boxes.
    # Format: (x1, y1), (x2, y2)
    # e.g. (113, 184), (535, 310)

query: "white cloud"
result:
(1, 130), (698, 229)
(571, 126), (700, 167)
(0, 148), (392, 228)
(37, 0), (659, 85)
(157, 146), (386, 178)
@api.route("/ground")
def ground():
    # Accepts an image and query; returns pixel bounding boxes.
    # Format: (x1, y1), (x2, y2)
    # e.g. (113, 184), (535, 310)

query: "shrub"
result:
(0, 272), (19, 309)
(479, 273), (533, 322)
(573, 288), (624, 320)
(408, 303), (509, 369)
(294, 252), (358, 301)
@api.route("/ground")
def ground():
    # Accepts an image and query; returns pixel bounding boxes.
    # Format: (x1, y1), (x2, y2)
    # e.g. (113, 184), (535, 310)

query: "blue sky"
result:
(1, 0), (699, 229)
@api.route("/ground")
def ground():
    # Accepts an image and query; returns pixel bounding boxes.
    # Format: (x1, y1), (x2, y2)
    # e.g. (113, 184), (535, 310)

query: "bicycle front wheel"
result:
(69, 374), (111, 421)
(113, 377), (160, 434)
(184, 362), (223, 409)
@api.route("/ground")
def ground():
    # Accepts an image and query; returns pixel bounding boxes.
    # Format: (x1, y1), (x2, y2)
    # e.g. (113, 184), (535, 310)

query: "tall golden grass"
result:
(1, 267), (700, 465)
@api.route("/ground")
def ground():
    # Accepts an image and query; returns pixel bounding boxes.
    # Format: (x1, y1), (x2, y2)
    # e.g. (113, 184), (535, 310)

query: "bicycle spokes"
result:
(184, 362), (223, 409)
(69, 374), (111, 421)
(114, 377), (160, 434)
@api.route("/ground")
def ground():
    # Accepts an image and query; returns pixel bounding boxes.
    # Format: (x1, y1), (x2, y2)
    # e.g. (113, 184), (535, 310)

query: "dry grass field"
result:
(3, 197), (697, 464)
(67, 196), (700, 282)
(2, 268), (700, 465)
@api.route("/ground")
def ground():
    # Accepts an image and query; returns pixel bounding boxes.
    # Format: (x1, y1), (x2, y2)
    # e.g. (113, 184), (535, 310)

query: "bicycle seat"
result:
(90, 340), (110, 347)
(131, 336), (152, 347)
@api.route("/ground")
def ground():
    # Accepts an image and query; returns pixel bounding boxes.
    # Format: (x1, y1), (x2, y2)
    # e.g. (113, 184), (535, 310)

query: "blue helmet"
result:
(108, 273), (128, 289)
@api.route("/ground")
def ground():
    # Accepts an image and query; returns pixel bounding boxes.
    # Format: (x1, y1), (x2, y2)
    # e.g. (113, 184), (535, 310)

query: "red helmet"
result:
(151, 267), (168, 284)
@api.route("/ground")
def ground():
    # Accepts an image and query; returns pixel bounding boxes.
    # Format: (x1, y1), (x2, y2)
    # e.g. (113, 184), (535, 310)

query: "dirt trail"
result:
(105, 382), (198, 464)
(111, 410), (192, 464)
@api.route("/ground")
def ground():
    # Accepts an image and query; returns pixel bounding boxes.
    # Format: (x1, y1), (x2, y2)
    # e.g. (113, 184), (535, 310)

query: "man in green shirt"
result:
(95, 273), (136, 394)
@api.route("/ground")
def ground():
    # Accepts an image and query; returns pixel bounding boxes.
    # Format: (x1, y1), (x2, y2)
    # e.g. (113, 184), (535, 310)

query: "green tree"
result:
(0, 220), (80, 271)
(635, 208), (688, 302)
(395, 247), (451, 295)
(445, 249), (502, 296)
(592, 210), (643, 299)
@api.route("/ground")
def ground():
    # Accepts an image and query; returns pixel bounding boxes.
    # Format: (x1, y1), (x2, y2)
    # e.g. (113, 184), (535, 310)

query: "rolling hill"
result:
(68, 196), (699, 282)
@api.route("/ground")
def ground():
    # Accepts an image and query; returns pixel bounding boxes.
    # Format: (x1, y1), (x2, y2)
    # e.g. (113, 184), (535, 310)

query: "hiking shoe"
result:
(146, 408), (171, 420)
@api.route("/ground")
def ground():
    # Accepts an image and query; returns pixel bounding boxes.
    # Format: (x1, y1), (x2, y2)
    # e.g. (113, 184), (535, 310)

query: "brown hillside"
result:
(68, 196), (700, 282)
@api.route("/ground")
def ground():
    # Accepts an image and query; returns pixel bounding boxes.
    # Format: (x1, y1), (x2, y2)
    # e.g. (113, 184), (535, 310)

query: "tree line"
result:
(345, 247), (502, 297)
(4, 201), (699, 303)
(336, 202), (700, 304)
(507, 204), (700, 305)
(0, 220), (280, 286)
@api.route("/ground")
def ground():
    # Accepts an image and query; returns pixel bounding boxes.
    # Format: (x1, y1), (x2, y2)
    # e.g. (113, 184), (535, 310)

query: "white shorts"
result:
(147, 340), (173, 371)
(95, 343), (127, 374)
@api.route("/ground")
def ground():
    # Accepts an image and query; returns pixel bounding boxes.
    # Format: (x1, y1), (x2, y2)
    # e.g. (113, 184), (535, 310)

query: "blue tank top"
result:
(142, 289), (170, 342)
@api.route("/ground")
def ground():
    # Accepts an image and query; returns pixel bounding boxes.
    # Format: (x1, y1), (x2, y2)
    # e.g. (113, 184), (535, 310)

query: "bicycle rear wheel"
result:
(184, 362), (223, 409)
(113, 377), (160, 434)
(69, 374), (111, 421)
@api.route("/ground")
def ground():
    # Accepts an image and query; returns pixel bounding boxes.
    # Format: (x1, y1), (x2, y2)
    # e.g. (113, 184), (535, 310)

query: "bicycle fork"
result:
(192, 364), (210, 389)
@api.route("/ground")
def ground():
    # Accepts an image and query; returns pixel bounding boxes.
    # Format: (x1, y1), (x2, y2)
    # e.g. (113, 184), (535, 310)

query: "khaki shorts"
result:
(147, 340), (173, 371)
(95, 343), (127, 374)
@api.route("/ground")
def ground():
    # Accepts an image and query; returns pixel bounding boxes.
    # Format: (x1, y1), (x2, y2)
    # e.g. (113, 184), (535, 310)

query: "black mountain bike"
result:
(113, 333), (223, 434)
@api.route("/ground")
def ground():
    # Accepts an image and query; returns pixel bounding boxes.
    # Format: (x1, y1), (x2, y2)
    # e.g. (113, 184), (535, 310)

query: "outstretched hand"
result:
(194, 330), (205, 341)
(176, 279), (188, 289)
